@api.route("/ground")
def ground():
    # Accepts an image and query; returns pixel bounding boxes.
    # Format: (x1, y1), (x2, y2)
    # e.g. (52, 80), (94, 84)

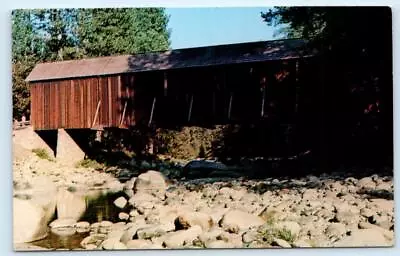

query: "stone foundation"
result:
(56, 129), (85, 165)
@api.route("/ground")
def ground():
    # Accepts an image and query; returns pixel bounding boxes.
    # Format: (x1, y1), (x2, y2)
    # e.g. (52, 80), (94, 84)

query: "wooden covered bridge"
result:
(26, 38), (320, 162)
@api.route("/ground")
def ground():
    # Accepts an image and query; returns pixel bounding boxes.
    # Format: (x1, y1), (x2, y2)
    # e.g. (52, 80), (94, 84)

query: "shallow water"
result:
(30, 190), (131, 250)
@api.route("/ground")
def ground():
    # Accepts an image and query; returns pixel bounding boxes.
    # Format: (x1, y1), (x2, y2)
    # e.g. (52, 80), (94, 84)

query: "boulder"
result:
(13, 177), (57, 243)
(56, 189), (86, 220)
(136, 223), (175, 239)
(118, 212), (130, 221)
(360, 207), (375, 218)
(50, 226), (76, 236)
(292, 239), (312, 248)
(219, 210), (264, 233)
(357, 177), (376, 190)
(333, 229), (390, 247)
(49, 218), (76, 229)
(114, 197), (127, 209)
(272, 238), (291, 248)
(274, 221), (301, 238)
(358, 222), (394, 240)
(125, 239), (154, 249)
(175, 211), (214, 231)
(75, 221), (90, 233)
(119, 220), (149, 244)
(205, 240), (235, 248)
(13, 198), (51, 243)
(325, 223), (346, 239)
(199, 228), (224, 244)
(133, 171), (167, 198)
(101, 238), (127, 250)
(162, 225), (203, 248)
(80, 234), (107, 249)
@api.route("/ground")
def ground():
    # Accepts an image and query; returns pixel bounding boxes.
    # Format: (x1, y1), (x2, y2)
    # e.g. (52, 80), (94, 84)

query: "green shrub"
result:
(32, 148), (53, 161)
(259, 226), (296, 245)
(276, 228), (295, 243)
(76, 159), (103, 169)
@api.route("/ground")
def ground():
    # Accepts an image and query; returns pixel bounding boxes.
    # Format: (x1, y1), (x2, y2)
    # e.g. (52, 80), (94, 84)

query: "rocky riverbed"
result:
(13, 146), (394, 250)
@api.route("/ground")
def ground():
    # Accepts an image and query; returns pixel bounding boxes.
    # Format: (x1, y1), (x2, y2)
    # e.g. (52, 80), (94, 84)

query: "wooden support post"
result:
(148, 97), (156, 127)
(119, 101), (127, 127)
(92, 100), (101, 128)
(261, 87), (266, 118)
(188, 94), (194, 122)
(164, 72), (168, 97)
(295, 60), (300, 114)
(212, 92), (216, 117)
(228, 92), (233, 120)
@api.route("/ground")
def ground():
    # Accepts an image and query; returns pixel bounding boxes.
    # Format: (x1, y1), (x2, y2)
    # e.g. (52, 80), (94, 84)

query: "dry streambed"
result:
(13, 156), (394, 250)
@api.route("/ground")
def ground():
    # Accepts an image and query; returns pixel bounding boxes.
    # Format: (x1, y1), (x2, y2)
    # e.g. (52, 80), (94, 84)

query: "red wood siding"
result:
(30, 75), (135, 130)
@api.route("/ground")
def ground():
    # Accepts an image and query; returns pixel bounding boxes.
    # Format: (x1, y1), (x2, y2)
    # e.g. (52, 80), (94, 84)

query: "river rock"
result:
(275, 221), (301, 238)
(325, 223), (346, 239)
(50, 226), (76, 236)
(175, 211), (213, 231)
(125, 239), (154, 249)
(199, 228), (224, 244)
(101, 238), (127, 250)
(120, 221), (149, 244)
(292, 238), (312, 248)
(13, 198), (51, 243)
(56, 189), (86, 220)
(358, 222), (394, 240)
(13, 177), (57, 244)
(81, 235), (101, 249)
(219, 210), (264, 233)
(333, 229), (389, 247)
(75, 221), (90, 233)
(114, 197), (127, 209)
(205, 240), (234, 248)
(162, 225), (203, 248)
(133, 171), (167, 199)
(272, 238), (291, 248)
(357, 177), (376, 190)
(99, 221), (113, 234)
(119, 212), (130, 221)
(242, 230), (259, 243)
(137, 223), (175, 239)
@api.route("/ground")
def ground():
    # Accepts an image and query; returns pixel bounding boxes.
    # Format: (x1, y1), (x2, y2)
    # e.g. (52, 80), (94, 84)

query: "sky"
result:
(165, 7), (279, 49)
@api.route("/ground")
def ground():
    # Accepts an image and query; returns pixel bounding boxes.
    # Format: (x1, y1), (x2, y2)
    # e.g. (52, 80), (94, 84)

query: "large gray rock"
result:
(272, 238), (291, 248)
(220, 210), (264, 233)
(333, 229), (390, 247)
(49, 218), (76, 229)
(13, 177), (57, 244)
(175, 211), (214, 231)
(133, 171), (167, 198)
(13, 198), (50, 243)
(56, 189), (86, 220)
(358, 222), (394, 241)
(136, 223), (175, 239)
(325, 223), (346, 239)
(114, 197), (127, 209)
(205, 240), (235, 248)
(162, 225), (203, 248)
(275, 221), (301, 238)
(125, 239), (154, 249)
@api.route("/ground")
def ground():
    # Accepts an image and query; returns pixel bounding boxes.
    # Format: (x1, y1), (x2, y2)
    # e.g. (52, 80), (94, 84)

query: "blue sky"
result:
(165, 7), (279, 49)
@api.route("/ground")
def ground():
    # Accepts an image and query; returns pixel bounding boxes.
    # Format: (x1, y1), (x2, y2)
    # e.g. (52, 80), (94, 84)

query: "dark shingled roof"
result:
(26, 39), (316, 82)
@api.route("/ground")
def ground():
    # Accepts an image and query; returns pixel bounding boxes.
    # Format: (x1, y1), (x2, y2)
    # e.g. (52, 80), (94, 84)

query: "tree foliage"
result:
(262, 7), (393, 168)
(77, 8), (170, 57)
(11, 8), (170, 119)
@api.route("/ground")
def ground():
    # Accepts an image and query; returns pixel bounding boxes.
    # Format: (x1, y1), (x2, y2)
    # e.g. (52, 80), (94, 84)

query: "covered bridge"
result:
(26, 38), (321, 162)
